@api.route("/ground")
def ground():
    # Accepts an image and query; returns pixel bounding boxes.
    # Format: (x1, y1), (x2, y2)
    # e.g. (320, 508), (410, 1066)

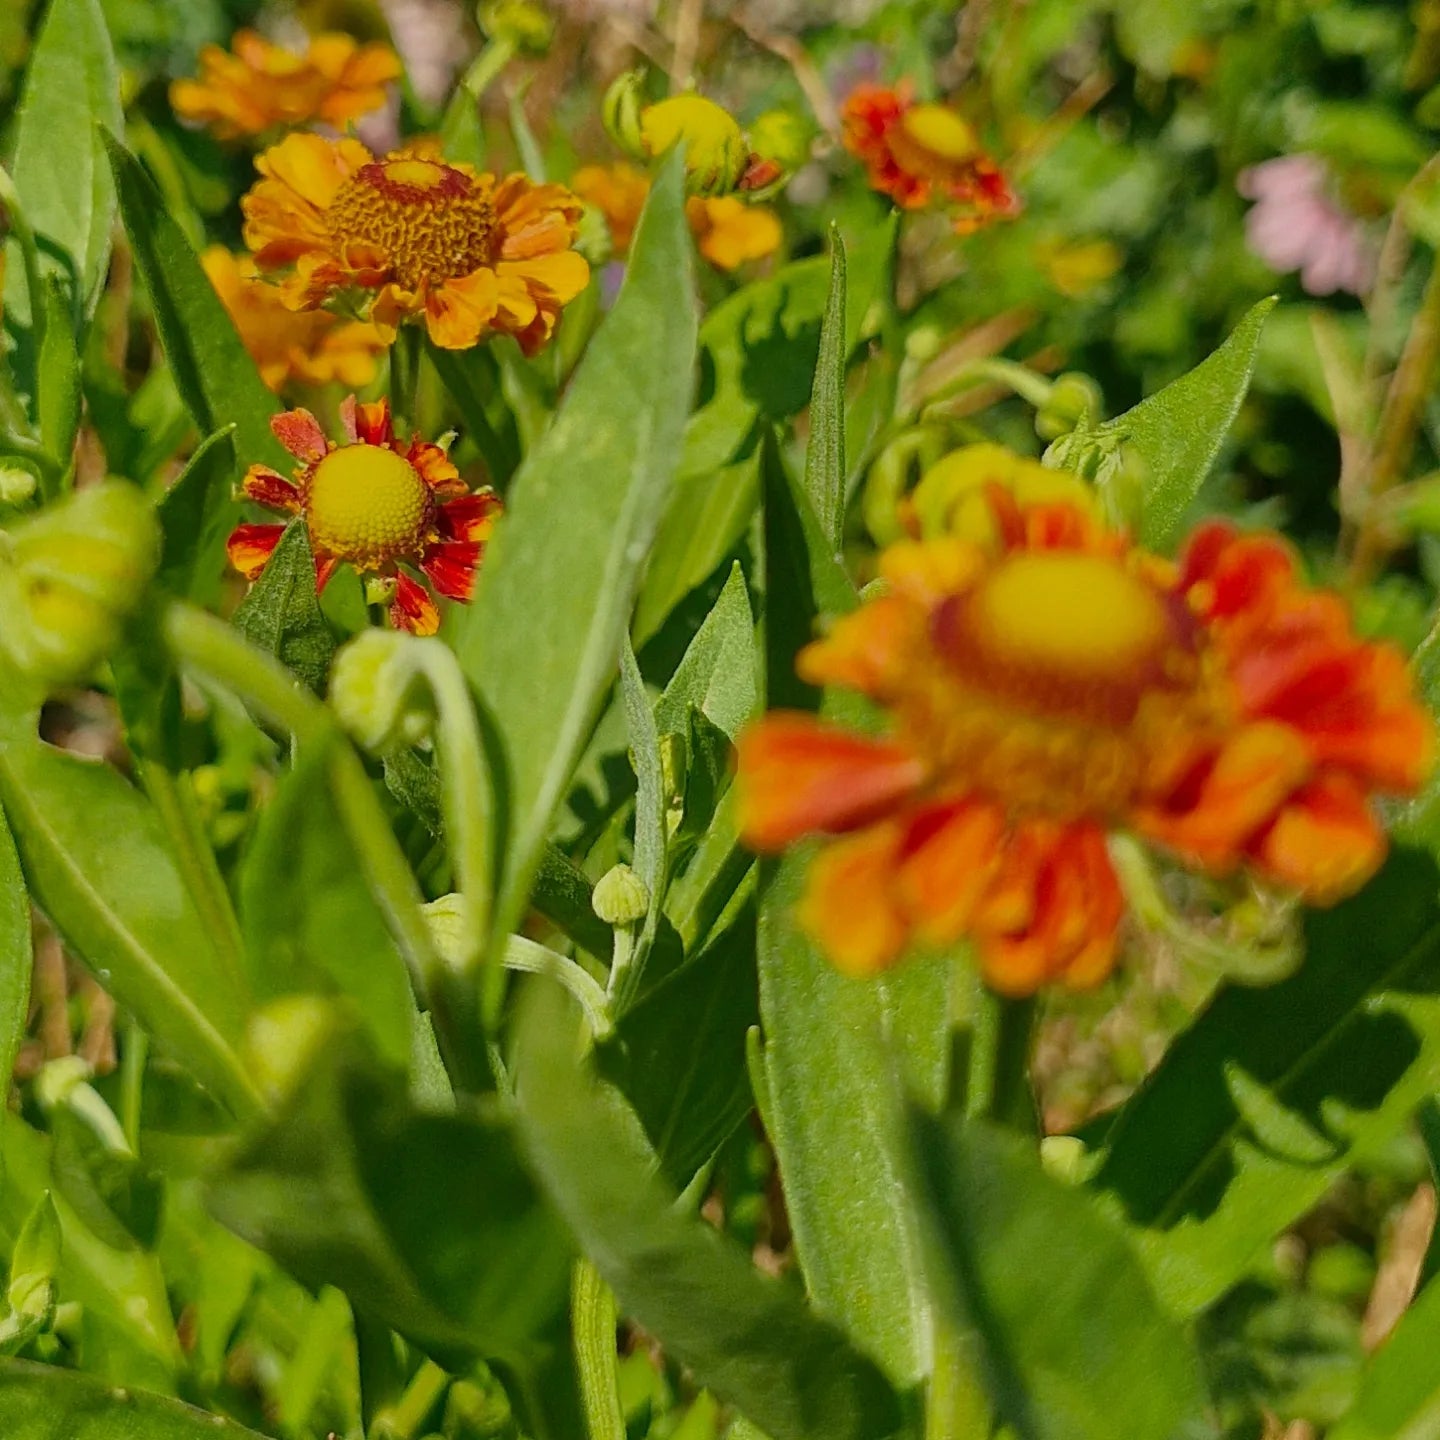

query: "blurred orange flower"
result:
(573, 162), (782, 271)
(242, 134), (590, 352)
(170, 29), (401, 141)
(841, 83), (1019, 233)
(202, 248), (385, 392)
(736, 446), (1432, 994)
(228, 397), (500, 634)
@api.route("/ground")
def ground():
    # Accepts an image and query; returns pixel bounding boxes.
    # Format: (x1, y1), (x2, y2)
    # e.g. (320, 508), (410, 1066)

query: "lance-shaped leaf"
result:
(231, 520), (335, 694)
(0, 803), (29, 1120)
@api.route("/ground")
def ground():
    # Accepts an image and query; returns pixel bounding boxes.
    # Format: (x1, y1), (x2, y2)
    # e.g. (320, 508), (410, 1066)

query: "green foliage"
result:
(155, 427), (240, 607)
(0, 804), (29, 1117)
(230, 520), (334, 694)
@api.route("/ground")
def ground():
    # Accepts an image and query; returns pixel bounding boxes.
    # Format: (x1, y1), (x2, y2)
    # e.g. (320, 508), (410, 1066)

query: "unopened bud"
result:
(0, 482), (160, 687)
(602, 70), (645, 159)
(477, 0), (554, 53)
(640, 95), (748, 195)
(329, 628), (434, 754)
(592, 863), (649, 927)
(421, 893), (469, 970)
(746, 109), (810, 176)
(1034, 372), (1103, 442)
(6, 1193), (60, 1333)
(0, 465), (36, 506)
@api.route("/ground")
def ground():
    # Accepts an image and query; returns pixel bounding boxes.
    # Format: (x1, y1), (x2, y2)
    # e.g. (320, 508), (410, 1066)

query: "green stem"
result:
(373, 1359), (450, 1440)
(926, 1321), (991, 1440)
(572, 1259), (626, 1440)
(161, 604), (489, 1092)
(0, 164), (47, 361)
(458, 37), (516, 101)
(962, 984), (1037, 1131)
(119, 1022), (147, 1153)
(917, 357), (1054, 419)
(389, 326), (424, 434)
(503, 936), (612, 1039)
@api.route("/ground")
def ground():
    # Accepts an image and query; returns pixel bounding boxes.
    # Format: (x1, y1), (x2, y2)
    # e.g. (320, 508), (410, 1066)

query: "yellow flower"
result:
(573, 163), (781, 272)
(639, 95), (749, 195)
(241, 134), (590, 353)
(1036, 238), (1123, 298)
(202, 248), (385, 392)
(170, 29), (401, 142)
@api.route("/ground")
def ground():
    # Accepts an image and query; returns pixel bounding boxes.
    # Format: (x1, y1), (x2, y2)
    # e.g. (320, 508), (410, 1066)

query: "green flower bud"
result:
(1034, 372), (1103, 442)
(640, 95), (748, 196)
(329, 628), (435, 754)
(477, 0), (554, 53)
(0, 464), (36, 506)
(592, 863), (649, 927)
(575, 200), (615, 267)
(1039, 1135), (1095, 1185)
(747, 109), (810, 175)
(4, 1193), (60, 1344)
(0, 482), (160, 687)
(602, 70), (646, 159)
(421, 892), (470, 970)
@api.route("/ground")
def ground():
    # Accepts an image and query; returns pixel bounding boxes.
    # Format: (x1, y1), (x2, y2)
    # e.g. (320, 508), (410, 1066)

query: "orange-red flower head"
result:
(202, 248), (385, 392)
(227, 398), (500, 635)
(242, 134), (590, 352)
(736, 446), (1432, 994)
(170, 30), (401, 142)
(841, 83), (1019, 233)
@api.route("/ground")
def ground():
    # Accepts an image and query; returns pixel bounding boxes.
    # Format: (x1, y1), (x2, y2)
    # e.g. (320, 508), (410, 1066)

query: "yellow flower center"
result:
(946, 553), (1173, 726)
(327, 159), (497, 292)
(891, 104), (980, 184)
(304, 444), (432, 569)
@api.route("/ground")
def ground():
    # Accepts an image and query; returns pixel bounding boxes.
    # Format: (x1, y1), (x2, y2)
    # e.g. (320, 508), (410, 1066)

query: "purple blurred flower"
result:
(1237, 154), (1376, 298)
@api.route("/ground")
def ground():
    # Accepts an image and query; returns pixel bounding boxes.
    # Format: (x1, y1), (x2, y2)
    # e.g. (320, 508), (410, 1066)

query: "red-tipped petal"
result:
(354, 397), (394, 446)
(227, 523), (285, 580)
(409, 440), (466, 498)
(271, 407), (329, 462)
(390, 572), (440, 635)
(1249, 773), (1386, 905)
(420, 541), (481, 601)
(240, 465), (302, 513)
(315, 554), (340, 592)
(734, 712), (927, 851)
(437, 491), (502, 542)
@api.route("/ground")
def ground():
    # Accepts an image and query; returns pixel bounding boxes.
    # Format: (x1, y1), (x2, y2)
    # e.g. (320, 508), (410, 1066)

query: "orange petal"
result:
(420, 542), (481, 601)
(409, 441), (465, 498)
(424, 272), (498, 350)
(1249, 773), (1386, 905)
(240, 465), (301, 512)
(389, 572), (440, 635)
(798, 823), (909, 977)
(797, 596), (926, 696)
(272, 407), (329, 461)
(226, 523), (285, 580)
(896, 797), (1005, 946)
(437, 491), (501, 542)
(734, 713), (927, 851)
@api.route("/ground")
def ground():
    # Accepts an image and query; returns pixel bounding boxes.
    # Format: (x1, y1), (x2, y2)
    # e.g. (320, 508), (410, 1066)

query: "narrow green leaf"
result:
(912, 1115), (1204, 1440)
(1094, 847), (1440, 1316)
(513, 987), (907, 1440)
(1107, 297), (1276, 548)
(156, 427), (240, 606)
(50, 1104), (165, 1251)
(426, 344), (521, 488)
(654, 561), (758, 743)
(0, 803), (30, 1123)
(209, 1021), (572, 1363)
(0, 737), (259, 1120)
(36, 273), (80, 481)
(2, 0), (121, 328)
(103, 132), (286, 472)
(1329, 1274), (1440, 1440)
(804, 228), (847, 555)
(239, 741), (417, 1070)
(232, 519), (335, 694)
(0, 1359), (266, 1438)
(452, 153), (697, 948)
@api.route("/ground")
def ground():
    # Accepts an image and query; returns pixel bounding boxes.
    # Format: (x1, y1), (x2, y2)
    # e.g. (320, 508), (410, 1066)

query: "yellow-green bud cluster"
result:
(592, 863), (649, 926)
(477, 0), (554, 55)
(0, 482), (160, 688)
(329, 629), (435, 754)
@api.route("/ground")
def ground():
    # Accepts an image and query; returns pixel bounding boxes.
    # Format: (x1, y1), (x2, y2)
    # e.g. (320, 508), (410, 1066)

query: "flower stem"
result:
(572, 1259), (626, 1440)
(962, 981), (1038, 1131)
(389, 326), (424, 433)
(503, 936), (612, 1040)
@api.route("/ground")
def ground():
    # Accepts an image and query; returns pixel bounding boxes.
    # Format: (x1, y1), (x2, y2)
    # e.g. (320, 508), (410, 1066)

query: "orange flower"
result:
(227, 397), (500, 635)
(242, 134), (590, 352)
(170, 29), (401, 142)
(202, 248), (386, 392)
(573, 162), (782, 271)
(735, 446), (1432, 994)
(841, 83), (1019, 233)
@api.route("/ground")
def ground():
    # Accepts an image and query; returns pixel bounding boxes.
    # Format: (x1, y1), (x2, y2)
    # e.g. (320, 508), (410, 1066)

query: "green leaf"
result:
(36, 273), (81, 481)
(804, 228), (847, 556)
(0, 1359), (267, 1438)
(232, 519), (336, 694)
(50, 1105), (165, 1252)
(2, 0), (121, 329)
(653, 561), (758, 743)
(1103, 297), (1276, 548)
(452, 153), (697, 949)
(426, 344), (522, 488)
(1330, 1273), (1440, 1439)
(156, 427), (240, 607)
(0, 736), (260, 1121)
(598, 898), (759, 1188)
(0, 804), (29, 1118)
(513, 987), (907, 1440)
(208, 1020), (572, 1365)
(239, 741), (417, 1071)
(912, 1115), (1204, 1440)
(103, 132), (286, 473)
(1094, 847), (1440, 1316)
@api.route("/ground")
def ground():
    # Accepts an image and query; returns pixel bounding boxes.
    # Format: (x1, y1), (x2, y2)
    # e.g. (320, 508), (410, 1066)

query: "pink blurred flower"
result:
(1237, 154), (1375, 297)
(379, 0), (470, 107)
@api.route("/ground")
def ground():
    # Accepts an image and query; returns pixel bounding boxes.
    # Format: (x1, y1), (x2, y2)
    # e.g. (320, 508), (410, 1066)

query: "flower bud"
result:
(1034, 372), (1103, 442)
(863, 425), (950, 544)
(329, 628), (435, 754)
(421, 892), (469, 970)
(746, 109), (810, 176)
(640, 95), (748, 196)
(592, 863), (649, 927)
(575, 200), (616, 267)
(2, 1193), (60, 1347)
(477, 0), (554, 54)
(0, 464), (36, 506)
(602, 70), (646, 159)
(0, 482), (160, 687)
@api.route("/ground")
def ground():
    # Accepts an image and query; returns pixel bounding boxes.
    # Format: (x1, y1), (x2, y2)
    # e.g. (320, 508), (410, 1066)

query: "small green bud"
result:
(1035, 372), (1103, 442)
(602, 70), (646, 159)
(640, 94), (749, 196)
(329, 628), (434, 754)
(574, 200), (615, 267)
(746, 109), (810, 175)
(33, 1056), (91, 1113)
(421, 893), (470, 970)
(477, 0), (554, 53)
(0, 464), (36, 506)
(0, 1193), (61, 1352)
(1039, 1135), (1095, 1185)
(0, 482), (160, 687)
(592, 863), (649, 927)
